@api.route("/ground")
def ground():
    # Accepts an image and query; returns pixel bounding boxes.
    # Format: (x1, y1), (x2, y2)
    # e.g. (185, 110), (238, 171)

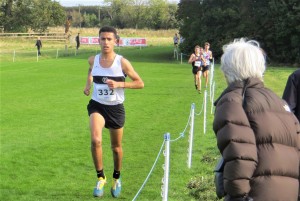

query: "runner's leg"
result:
(90, 113), (105, 171)
(109, 128), (124, 172)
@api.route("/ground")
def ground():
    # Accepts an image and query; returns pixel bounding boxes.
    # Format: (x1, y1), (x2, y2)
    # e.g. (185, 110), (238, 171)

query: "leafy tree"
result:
(0, 0), (65, 32)
(1, 0), (32, 32)
(126, 0), (148, 29)
(264, 0), (300, 63)
(31, 0), (66, 32)
(177, 0), (300, 64)
(146, 0), (169, 29)
(82, 12), (98, 27)
(103, 0), (130, 28)
(100, 0), (178, 29)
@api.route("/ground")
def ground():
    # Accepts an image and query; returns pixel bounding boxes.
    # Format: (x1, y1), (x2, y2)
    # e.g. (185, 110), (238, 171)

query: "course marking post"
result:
(162, 133), (170, 201)
(56, 49), (58, 59)
(36, 51), (39, 62)
(211, 81), (215, 114)
(13, 50), (15, 62)
(209, 58), (215, 101)
(204, 90), (207, 134)
(181, 53), (183, 64)
(187, 103), (195, 168)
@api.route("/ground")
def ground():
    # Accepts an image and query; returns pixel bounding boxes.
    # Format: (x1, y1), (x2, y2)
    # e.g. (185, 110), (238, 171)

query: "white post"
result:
(210, 59), (215, 99)
(211, 81), (215, 114)
(56, 49), (58, 59)
(13, 50), (15, 62)
(204, 90), (207, 134)
(162, 133), (170, 201)
(37, 51), (39, 62)
(181, 53), (183, 64)
(187, 103), (195, 168)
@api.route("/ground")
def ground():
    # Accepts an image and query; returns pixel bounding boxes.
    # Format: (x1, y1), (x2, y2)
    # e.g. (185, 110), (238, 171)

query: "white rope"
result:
(132, 139), (166, 201)
(170, 109), (192, 142)
(195, 101), (204, 116)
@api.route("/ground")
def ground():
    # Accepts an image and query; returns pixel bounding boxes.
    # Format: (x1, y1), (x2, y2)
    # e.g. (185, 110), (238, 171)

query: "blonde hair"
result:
(221, 38), (266, 84)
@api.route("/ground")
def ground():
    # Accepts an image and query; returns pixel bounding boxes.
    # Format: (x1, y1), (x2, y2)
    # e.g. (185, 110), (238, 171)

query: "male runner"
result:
(83, 26), (144, 198)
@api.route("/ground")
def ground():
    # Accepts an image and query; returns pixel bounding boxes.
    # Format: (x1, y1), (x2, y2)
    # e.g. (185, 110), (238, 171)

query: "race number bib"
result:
(195, 61), (201, 67)
(96, 85), (116, 102)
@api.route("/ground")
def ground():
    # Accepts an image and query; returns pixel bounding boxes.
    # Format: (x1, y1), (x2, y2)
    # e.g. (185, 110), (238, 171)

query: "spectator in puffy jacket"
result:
(213, 38), (300, 201)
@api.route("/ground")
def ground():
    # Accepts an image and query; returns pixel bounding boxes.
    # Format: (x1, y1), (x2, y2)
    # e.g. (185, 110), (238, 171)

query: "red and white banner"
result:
(80, 37), (147, 47)
(118, 38), (147, 47)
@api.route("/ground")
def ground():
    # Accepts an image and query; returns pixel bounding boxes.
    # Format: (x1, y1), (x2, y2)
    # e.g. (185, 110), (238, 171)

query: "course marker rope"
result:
(132, 57), (217, 200)
(132, 139), (166, 201)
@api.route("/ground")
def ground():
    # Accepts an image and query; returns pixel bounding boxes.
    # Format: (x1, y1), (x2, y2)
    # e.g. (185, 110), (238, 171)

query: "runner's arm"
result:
(83, 56), (94, 96)
(188, 54), (195, 64)
(107, 57), (144, 89)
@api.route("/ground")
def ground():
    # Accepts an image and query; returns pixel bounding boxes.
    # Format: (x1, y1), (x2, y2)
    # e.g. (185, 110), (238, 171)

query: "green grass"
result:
(0, 46), (296, 201)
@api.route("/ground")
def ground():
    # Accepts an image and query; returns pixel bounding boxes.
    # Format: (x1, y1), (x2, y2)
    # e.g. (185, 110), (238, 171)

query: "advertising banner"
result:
(80, 37), (146, 47)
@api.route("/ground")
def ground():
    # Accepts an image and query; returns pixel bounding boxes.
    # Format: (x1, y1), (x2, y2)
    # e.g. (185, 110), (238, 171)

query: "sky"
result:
(55, 0), (179, 7)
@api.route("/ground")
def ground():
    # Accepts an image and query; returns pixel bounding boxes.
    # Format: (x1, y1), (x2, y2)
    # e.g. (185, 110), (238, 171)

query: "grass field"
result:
(0, 44), (296, 201)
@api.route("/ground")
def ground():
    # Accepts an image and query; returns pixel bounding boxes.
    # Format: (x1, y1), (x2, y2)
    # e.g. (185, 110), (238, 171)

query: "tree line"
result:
(66, 0), (178, 29)
(177, 0), (300, 65)
(1, 0), (299, 64)
(0, 0), (178, 32)
(0, 0), (65, 32)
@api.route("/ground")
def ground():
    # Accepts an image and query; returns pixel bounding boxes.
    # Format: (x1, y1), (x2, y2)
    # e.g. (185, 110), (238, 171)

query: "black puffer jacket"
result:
(213, 78), (300, 201)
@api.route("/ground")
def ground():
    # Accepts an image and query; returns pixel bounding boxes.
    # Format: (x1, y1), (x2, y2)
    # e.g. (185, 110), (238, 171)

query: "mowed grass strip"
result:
(0, 46), (295, 201)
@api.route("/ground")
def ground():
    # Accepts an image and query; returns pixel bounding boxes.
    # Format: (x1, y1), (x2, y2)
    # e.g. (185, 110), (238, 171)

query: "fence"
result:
(0, 32), (66, 41)
(1, 42), (152, 63)
(132, 61), (215, 201)
(1, 46), (104, 63)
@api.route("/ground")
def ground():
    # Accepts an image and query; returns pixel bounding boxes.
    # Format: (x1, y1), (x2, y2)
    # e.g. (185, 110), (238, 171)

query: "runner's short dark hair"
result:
(99, 26), (117, 38)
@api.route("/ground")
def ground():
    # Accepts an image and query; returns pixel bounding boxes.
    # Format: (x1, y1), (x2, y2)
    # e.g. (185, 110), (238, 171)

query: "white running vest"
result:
(203, 51), (211, 65)
(91, 54), (126, 105)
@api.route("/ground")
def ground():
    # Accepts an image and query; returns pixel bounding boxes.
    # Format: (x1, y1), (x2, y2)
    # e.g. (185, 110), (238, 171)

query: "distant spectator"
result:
(173, 33), (179, 49)
(282, 68), (300, 122)
(180, 36), (184, 44)
(35, 37), (42, 56)
(116, 34), (120, 47)
(75, 33), (80, 50)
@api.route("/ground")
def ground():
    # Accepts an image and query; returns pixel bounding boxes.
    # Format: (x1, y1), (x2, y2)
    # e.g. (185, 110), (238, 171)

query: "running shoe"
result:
(111, 177), (122, 198)
(93, 176), (106, 197)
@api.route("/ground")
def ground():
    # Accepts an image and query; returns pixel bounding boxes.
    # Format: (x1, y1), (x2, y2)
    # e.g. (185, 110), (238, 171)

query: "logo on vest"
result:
(102, 77), (108, 83)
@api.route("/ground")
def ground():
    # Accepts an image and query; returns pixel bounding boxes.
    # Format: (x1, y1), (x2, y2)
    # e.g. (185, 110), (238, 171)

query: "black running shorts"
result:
(192, 66), (201, 75)
(202, 65), (210, 72)
(87, 99), (125, 129)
